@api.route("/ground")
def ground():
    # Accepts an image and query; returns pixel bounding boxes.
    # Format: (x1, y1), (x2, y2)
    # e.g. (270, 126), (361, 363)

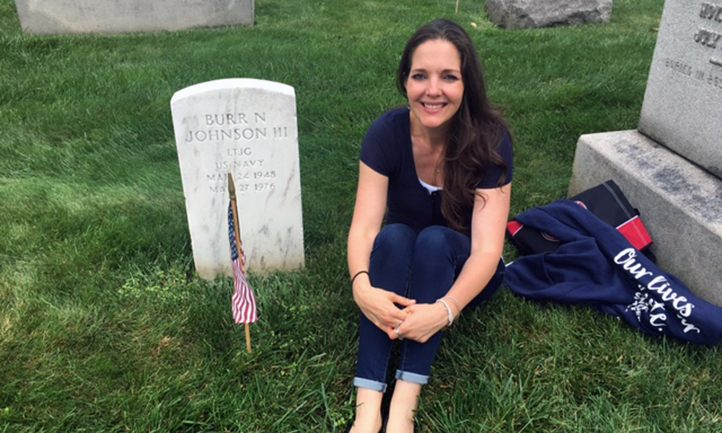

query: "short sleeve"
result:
(476, 132), (514, 189)
(359, 110), (404, 177)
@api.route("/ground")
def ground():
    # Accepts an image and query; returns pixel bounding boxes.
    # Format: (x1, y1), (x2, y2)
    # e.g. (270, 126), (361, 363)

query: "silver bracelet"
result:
(436, 298), (454, 327)
(443, 296), (461, 313)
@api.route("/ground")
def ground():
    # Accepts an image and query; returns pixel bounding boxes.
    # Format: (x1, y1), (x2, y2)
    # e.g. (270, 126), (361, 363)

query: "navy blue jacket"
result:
(505, 200), (722, 344)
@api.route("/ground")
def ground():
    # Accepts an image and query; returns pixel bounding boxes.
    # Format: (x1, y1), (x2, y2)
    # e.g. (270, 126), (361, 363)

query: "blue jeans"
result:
(353, 224), (505, 392)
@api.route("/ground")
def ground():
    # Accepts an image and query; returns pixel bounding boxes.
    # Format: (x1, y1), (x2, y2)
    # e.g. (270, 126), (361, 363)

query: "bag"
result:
(506, 180), (654, 257)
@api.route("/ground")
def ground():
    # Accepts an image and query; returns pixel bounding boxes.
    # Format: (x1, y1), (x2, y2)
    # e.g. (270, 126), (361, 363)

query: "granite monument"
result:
(570, 0), (722, 306)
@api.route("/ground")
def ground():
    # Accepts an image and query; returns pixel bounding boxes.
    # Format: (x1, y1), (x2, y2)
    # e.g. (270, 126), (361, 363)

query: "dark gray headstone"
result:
(485, 0), (613, 29)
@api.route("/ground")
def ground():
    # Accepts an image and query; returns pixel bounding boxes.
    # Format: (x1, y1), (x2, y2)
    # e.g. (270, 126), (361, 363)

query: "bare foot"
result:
(350, 388), (384, 433)
(385, 380), (420, 433)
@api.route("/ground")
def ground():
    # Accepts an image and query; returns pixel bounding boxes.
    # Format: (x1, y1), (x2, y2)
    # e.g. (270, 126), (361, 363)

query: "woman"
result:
(346, 19), (513, 433)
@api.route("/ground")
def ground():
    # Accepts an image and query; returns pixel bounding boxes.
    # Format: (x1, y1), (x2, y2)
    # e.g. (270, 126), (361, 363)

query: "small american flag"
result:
(228, 202), (258, 324)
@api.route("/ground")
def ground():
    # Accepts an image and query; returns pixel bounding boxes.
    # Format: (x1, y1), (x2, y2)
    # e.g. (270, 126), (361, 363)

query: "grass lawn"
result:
(1, 0), (721, 432)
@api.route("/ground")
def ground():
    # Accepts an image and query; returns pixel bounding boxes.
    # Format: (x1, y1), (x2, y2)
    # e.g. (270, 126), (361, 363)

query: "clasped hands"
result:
(353, 284), (449, 343)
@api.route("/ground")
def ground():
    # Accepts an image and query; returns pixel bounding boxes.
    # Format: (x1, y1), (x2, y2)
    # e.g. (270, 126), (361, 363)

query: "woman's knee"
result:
(369, 225), (417, 290)
(414, 226), (469, 264)
(416, 226), (450, 250)
(372, 224), (416, 257)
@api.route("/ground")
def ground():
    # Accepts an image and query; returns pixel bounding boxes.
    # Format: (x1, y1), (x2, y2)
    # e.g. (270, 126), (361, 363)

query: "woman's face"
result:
(405, 39), (464, 132)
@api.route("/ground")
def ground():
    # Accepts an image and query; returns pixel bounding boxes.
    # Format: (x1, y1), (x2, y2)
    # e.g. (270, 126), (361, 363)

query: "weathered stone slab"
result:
(485, 0), (612, 29)
(638, 0), (722, 178)
(569, 131), (722, 307)
(171, 79), (305, 279)
(14, 0), (253, 35)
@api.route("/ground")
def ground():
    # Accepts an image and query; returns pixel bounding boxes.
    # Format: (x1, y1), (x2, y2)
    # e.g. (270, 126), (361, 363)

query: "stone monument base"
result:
(15, 0), (253, 35)
(569, 130), (722, 307)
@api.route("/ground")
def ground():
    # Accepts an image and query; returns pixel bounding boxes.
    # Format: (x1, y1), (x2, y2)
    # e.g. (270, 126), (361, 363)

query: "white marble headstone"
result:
(171, 79), (305, 279)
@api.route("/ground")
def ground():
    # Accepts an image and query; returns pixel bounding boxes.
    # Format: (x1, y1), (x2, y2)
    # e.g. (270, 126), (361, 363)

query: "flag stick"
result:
(228, 173), (252, 354)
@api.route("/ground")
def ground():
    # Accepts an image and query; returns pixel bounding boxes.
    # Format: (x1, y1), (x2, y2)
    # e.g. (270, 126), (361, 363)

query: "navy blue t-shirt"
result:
(360, 108), (513, 233)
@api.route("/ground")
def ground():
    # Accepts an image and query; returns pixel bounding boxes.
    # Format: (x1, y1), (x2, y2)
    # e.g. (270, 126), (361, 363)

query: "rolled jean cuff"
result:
(395, 370), (429, 385)
(354, 377), (387, 393)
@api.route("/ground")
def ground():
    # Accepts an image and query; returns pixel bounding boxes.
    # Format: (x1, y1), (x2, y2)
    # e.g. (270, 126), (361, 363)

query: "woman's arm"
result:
(394, 183), (512, 342)
(348, 162), (416, 338)
(445, 182), (512, 307)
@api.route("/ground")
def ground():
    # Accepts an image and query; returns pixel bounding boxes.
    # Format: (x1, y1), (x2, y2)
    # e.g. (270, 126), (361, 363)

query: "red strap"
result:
(507, 220), (524, 236)
(617, 216), (653, 250)
(508, 215), (652, 251)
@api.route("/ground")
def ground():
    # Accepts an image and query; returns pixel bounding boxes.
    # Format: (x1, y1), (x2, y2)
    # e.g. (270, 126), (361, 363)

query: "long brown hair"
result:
(397, 19), (511, 233)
